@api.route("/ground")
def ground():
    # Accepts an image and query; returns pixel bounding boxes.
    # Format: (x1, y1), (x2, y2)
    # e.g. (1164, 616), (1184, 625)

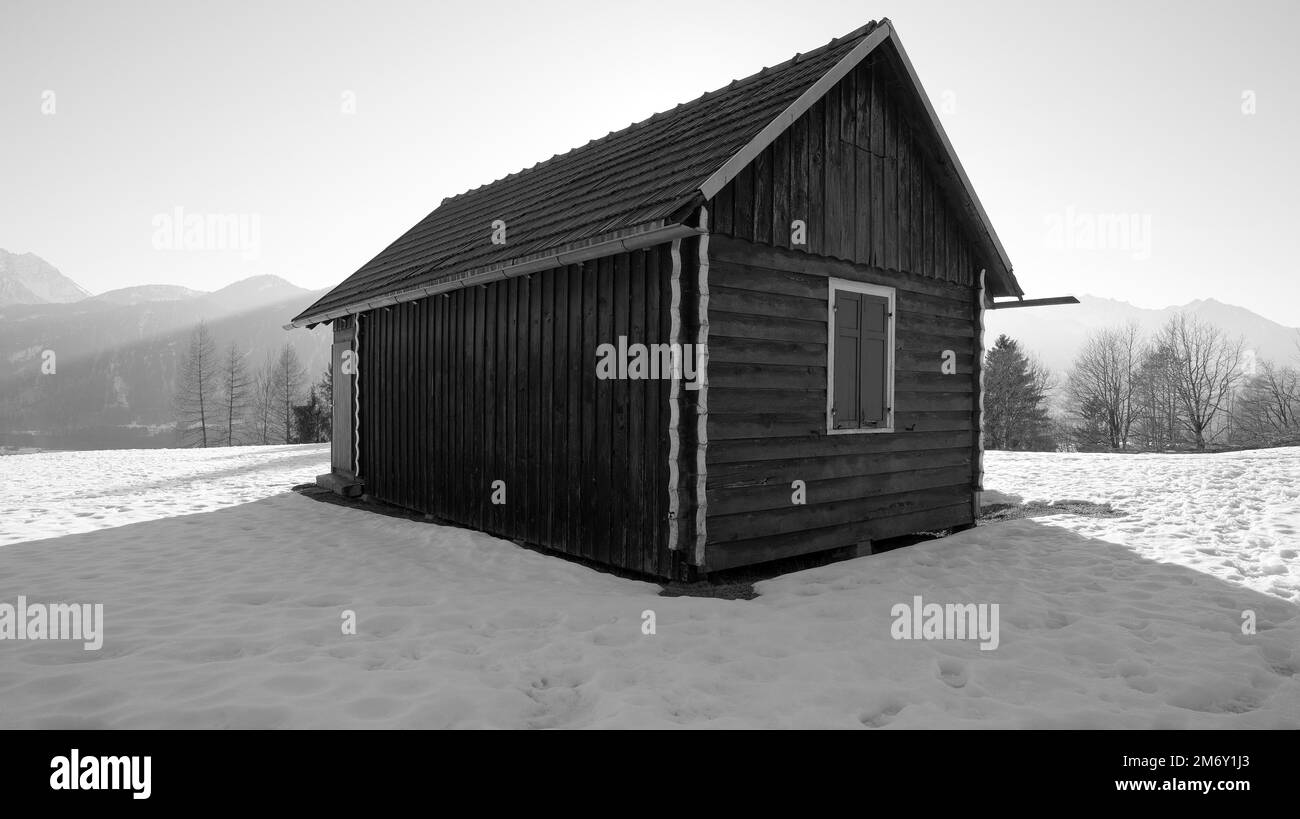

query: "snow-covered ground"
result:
(0, 445), (329, 547)
(0, 445), (1296, 728)
(985, 449), (1300, 603)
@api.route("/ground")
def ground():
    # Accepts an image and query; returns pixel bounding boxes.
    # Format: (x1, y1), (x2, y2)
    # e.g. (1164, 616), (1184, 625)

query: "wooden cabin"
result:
(291, 19), (1036, 580)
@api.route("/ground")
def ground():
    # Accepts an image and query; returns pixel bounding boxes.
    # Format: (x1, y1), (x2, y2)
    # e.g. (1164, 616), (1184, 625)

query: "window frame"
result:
(826, 278), (896, 435)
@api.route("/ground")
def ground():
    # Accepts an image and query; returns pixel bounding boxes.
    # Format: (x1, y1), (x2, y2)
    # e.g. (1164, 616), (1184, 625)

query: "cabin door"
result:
(331, 338), (354, 475)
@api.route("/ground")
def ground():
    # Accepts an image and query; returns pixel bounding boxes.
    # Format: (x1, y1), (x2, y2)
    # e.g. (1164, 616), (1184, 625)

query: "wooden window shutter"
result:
(859, 294), (890, 427)
(833, 291), (862, 428)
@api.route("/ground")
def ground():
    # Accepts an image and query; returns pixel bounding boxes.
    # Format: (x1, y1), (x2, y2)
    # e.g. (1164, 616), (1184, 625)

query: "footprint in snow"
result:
(859, 702), (904, 728)
(935, 658), (968, 689)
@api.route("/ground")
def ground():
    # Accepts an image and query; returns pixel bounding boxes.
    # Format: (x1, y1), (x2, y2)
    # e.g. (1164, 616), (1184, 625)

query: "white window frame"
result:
(826, 278), (896, 435)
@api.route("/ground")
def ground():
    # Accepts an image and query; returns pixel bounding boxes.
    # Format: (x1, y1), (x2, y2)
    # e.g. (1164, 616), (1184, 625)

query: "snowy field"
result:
(0, 445), (329, 547)
(985, 449), (1300, 603)
(0, 445), (1297, 728)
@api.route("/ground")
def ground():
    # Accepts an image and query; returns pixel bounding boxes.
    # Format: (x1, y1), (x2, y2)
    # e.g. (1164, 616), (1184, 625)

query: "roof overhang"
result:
(290, 19), (1024, 330)
(287, 220), (704, 329)
(988, 295), (1080, 310)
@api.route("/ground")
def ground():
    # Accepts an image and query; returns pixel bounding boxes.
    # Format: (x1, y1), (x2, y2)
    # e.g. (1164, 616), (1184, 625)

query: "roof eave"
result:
(287, 220), (704, 329)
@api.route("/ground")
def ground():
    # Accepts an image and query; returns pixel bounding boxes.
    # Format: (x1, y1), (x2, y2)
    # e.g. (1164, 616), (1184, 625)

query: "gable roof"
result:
(292, 19), (1020, 328)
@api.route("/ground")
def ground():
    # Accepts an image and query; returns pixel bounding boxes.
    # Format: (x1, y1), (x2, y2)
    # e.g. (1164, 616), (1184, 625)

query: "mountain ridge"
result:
(986, 294), (1300, 375)
(0, 249), (90, 305)
(0, 253), (330, 449)
(0, 248), (312, 308)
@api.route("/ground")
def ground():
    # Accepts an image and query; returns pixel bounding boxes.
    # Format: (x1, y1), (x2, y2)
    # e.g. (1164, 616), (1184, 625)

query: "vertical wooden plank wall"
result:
(357, 245), (675, 576)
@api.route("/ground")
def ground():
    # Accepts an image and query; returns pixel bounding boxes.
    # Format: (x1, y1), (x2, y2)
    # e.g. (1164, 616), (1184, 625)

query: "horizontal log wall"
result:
(357, 244), (677, 577)
(710, 51), (978, 286)
(703, 237), (977, 572)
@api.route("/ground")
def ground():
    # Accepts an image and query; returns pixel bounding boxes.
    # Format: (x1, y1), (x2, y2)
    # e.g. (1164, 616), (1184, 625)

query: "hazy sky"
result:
(3, 0), (1298, 324)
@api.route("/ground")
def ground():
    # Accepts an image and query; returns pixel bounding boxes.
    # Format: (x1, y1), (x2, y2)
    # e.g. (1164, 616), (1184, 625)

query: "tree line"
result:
(173, 322), (332, 447)
(177, 312), (1295, 453)
(984, 313), (1300, 453)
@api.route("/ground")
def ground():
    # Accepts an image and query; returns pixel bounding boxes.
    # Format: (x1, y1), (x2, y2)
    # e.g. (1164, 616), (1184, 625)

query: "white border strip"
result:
(692, 207), (710, 567)
(667, 239), (683, 552)
(974, 268), (986, 517)
(826, 278), (896, 434)
(353, 314), (362, 478)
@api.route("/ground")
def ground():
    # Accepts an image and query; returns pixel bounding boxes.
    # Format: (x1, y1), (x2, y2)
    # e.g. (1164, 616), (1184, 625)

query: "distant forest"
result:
(0, 286), (329, 449)
(986, 313), (1300, 452)
(173, 322), (331, 447)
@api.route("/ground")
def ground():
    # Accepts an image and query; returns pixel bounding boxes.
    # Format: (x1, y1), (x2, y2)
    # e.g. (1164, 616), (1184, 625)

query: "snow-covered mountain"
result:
(86, 275), (313, 310)
(89, 284), (207, 305)
(0, 249), (311, 311)
(0, 249), (90, 305)
(0, 261), (330, 448)
(986, 294), (1300, 375)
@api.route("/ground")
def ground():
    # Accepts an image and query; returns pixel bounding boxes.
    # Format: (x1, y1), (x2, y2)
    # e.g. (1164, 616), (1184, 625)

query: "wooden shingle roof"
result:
(294, 19), (1020, 326)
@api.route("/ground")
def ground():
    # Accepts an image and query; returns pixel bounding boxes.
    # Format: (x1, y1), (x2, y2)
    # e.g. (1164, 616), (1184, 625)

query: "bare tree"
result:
(272, 343), (306, 444)
(1234, 360), (1300, 445)
(219, 342), (252, 446)
(251, 351), (279, 444)
(1066, 323), (1142, 450)
(1158, 313), (1244, 450)
(1132, 340), (1181, 449)
(174, 322), (219, 447)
